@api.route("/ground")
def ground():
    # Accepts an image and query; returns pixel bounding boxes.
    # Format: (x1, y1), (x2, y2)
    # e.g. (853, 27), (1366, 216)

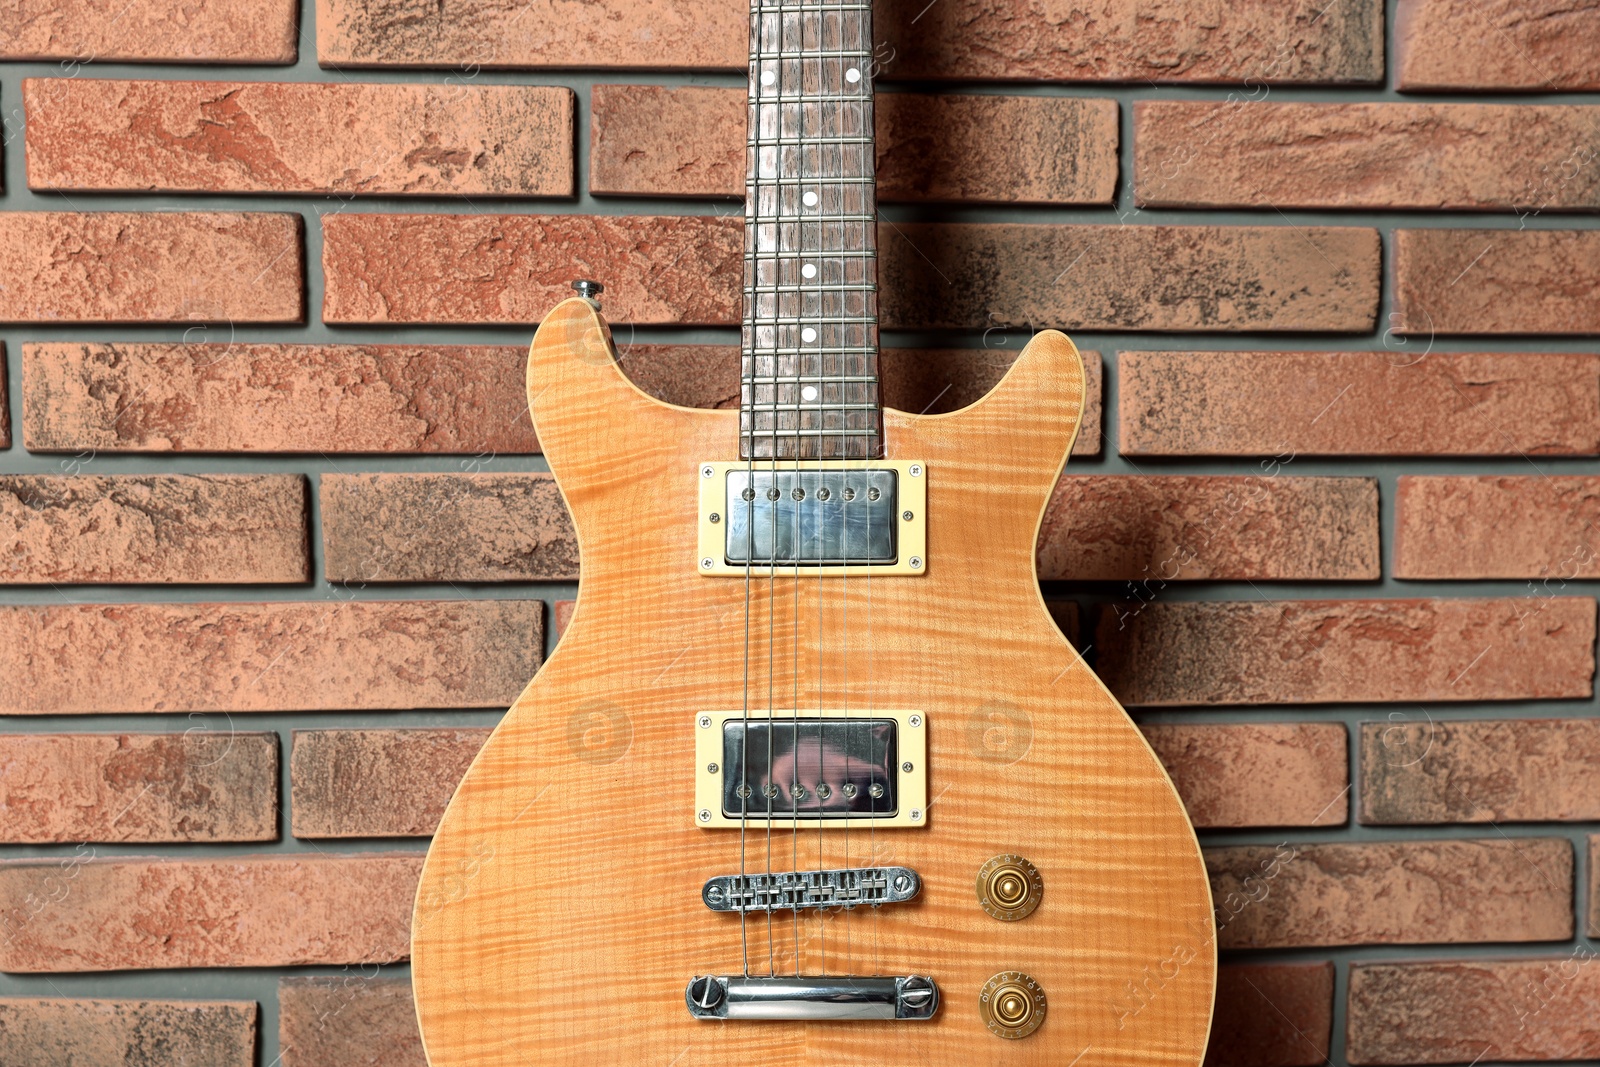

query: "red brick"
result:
(279, 976), (424, 1067)
(290, 729), (489, 838)
(0, 212), (301, 324)
(1, 0), (294, 63)
(1137, 102), (1600, 210)
(1397, 475), (1600, 579)
(1208, 838), (1572, 949)
(321, 214), (741, 326)
(1362, 719), (1600, 825)
(1205, 962), (1333, 1067)
(1039, 476), (1377, 582)
(1592, 836), (1600, 937)
(1142, 724), (1348, 829)
(1395, 229), (1600, 335)
(591, 85), (1118, 205)
(22, 342), (535, 455)
(1097, 598), (1596, 706)
(0, 600), (541, 714)
(1119, 350), (1600, 457)
(324, 216), (1377, 331)
(0, 999), (256, 1066)
(318, 0), (1382, 84)
(0, 474), (308, 583)
(1348, 957), (1600, 1064)
(1396, 0), (1600, 90)
(320, 473), (577, 582)
(553, 599), (575, 638)
(0, 732), (277, 843)
(879, 223), (1378, 332)
(0, 854), (420, 971)
(26, 79), (573, 197)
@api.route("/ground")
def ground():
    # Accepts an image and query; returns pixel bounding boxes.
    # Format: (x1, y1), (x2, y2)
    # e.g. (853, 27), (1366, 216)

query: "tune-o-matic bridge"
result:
(702, 866), (921, 913)
(697, 459), (927, 576)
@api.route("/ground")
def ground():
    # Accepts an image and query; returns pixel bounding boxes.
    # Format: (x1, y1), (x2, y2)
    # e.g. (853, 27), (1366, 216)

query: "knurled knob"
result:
(976, 854), (1043, 921)
(979, 971), (1046, 1039)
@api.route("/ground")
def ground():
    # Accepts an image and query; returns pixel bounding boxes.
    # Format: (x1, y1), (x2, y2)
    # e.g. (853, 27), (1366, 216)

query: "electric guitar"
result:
(411, 2), (1216, 1062)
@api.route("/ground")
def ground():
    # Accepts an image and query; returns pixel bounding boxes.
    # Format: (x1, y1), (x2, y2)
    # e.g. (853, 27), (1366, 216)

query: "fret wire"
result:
(743, 375), (878, 383)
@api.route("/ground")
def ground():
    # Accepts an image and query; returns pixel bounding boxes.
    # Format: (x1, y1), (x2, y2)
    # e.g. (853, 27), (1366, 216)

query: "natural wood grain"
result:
(412, 298), (1215, 1066)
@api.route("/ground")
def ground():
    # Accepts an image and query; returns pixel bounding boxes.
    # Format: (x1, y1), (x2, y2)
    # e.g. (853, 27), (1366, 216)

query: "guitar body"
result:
(411, 298), (1216, 1066)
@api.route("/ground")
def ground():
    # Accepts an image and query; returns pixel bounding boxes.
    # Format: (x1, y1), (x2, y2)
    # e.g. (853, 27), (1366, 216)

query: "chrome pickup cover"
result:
(702, 866), (921, 913)
(725, 468), (897, 564)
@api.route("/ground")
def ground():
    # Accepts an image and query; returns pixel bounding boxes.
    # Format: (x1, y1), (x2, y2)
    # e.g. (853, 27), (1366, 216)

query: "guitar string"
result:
(788, 0), (804, 978)
(762, 0), (784, 979)
(837, 0), (853, 977)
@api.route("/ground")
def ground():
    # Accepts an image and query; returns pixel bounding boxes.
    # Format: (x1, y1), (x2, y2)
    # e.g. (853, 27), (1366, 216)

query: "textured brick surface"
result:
(1208, 838), (1572, 949)
(1204, 962), (1334, 1067)
(1119, 350), (1600, 457)
(1348, 958), (1600, 1064)
(0, 474), (308, 583)
(879, 223), (1379, 332)
(321, 214), (742, 326)
(1097, 598), (1596, 706)
(317, 0), (1381, 83)
(323, 216), (1378, 331)
(0, 999), (256, 1066)
(0, 600), (542, 713)
(291, 728), (489, 838)
(1396, 475), (1600, 579)
(0, 212), (302, 323)
(279, 976), (425, 1067)
(1362, 719), (1600, 824)
(0, 345), (8, 450)
(553, 599), (574, 638)
(1137, 102), (1600, 210)
(26, 80), (573, 197)
(23, 342), (535, 454)
(321, 473), (578, 582)
(1142, 724), (1348, 829)
(0, 732), (277, 843)
(591, 86), (1119, 205)
(1039, 476), (1378, 582)
(1, 0), (294, 62)
(1592, 836), (1600, 937)
(1396, 0), (1600, 90)
(0, 854), (421, 971)
(1395, 229), (1600, 335)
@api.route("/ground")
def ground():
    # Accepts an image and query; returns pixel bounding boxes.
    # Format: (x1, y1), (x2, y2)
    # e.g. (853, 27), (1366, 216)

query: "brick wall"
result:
(1, 1), (1598, 1064)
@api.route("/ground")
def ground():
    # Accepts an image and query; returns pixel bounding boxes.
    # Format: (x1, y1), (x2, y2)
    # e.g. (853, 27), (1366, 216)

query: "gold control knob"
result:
(979, 971), (1046, 1039)
(976, 854), (1043, 921)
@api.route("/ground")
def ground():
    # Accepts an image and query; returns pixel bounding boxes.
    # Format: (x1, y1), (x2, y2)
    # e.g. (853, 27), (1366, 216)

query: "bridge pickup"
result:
(686, 975), (939, 1021)
(697, 459), (926, 577)
(702, 866), (920, 913)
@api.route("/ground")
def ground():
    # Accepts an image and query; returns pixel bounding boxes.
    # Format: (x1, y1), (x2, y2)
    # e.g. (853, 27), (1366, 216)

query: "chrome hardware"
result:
(697, 460), (926, 577)
(979, 971), (1046, 1039)
(570, 279), (604, 305)
(686, 975), (939, 1021)
(695, 709), (927, 829)
(977, 854), (1044, 922)
(702, 866), (921, 912)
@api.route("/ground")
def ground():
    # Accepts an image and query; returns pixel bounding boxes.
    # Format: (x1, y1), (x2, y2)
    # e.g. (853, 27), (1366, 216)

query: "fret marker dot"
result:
(845, 67), (861, 84)
(800, 263), (818, 279)
(760, 70), (776, 86)
(802, 385), (819, 402)
(801, 327), (817, 342)
(802, 190), (819, 208)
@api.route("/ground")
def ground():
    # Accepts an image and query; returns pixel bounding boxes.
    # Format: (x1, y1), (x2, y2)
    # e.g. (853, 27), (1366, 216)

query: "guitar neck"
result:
(740, 0), (884, 461)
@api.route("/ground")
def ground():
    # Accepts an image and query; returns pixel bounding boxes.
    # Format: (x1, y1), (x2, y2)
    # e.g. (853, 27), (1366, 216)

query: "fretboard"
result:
(740, 0), (882, 460)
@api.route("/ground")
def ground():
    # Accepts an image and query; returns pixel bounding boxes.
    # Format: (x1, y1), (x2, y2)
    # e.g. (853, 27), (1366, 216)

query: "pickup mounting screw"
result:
(701, 557), (715, 569)
(901, 761), (913, 773)
(911, 809), (923, 820)
(709, 513), (720, 524)
(909, 464), (922, 477)
(909, 714), (922, 727)
(698, 809), (712, 823)
(701, 465), (714, 478)
(698, 715), (713, 729)
(909, 556), (923, 569)
(707, 762), (719, 774)
(902, 510), (913, 521)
